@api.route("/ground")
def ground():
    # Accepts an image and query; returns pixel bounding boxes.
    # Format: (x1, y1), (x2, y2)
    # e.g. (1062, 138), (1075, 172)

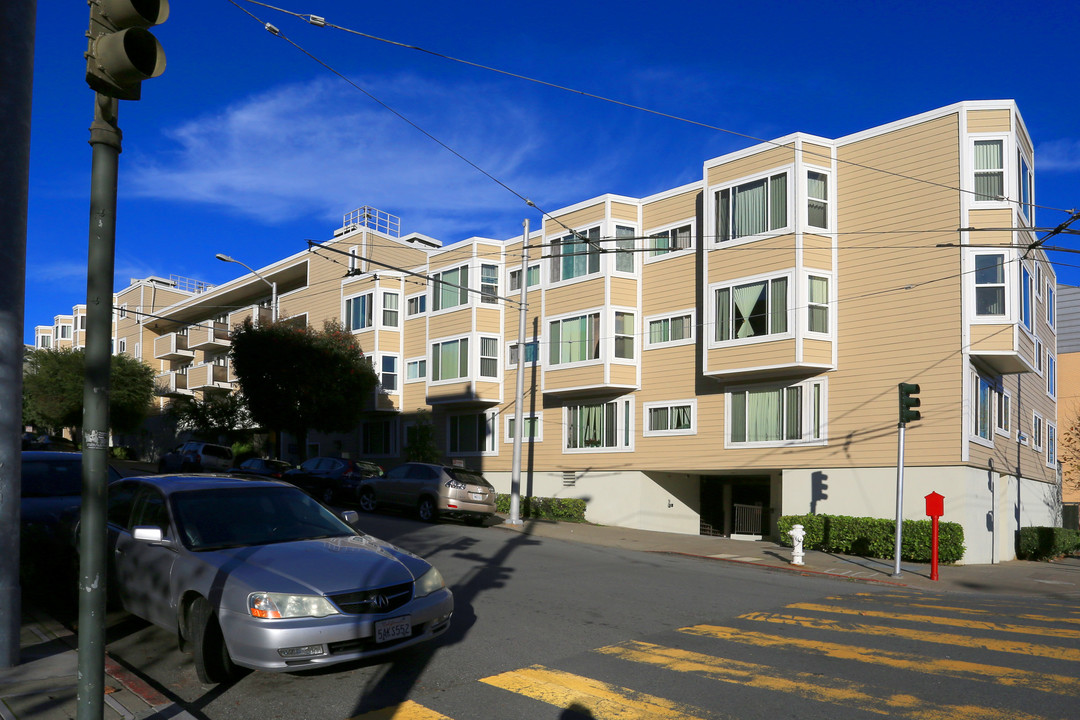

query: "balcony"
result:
(187, 363), (231, 393)
(543, 362), (638, 397)
(969, 323), (1037, 375)
(703, 337), (834, 381)
(426, 379), (502, 407)
(187, 322), (230, 351)
(154, 333), (194, 361)
(157, 370), (193, 396)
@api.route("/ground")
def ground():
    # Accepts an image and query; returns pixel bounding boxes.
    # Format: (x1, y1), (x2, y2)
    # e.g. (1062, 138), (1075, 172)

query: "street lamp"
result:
(216, 253), (277, 322)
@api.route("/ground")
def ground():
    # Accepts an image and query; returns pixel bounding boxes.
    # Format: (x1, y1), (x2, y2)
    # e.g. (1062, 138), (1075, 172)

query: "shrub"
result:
(1017, 527), (1080, 560)
(495, 494), (587, 522)
(777, 513), (965, 564)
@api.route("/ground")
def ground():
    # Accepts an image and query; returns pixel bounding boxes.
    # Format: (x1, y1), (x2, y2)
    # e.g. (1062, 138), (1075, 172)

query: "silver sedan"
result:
(106, 475), (453, 683)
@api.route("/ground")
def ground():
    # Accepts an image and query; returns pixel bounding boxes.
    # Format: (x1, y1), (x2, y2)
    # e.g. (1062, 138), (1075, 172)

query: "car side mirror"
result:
(340, 510), (358, 524)
(132, 526), (166, 543)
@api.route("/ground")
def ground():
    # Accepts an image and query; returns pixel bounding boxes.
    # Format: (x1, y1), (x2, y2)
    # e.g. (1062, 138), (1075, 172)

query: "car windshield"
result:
(22, 459), (82, 497)
(170, 485), (357, 551)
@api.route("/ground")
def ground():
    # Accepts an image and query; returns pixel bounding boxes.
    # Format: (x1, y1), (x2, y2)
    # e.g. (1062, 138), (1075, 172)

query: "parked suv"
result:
(282, 457), (384, 505)
(358, 462), (496, 525)
(157, 442), (234, 473)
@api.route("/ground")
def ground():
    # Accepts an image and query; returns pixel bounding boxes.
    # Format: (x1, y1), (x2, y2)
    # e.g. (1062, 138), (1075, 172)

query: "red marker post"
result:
(925, 492), (944, 581)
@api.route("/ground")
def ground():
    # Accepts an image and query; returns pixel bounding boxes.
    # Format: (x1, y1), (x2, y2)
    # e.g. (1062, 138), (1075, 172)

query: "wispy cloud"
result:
(1036, 138), (1080, 172)
(125, 75), (594, 232)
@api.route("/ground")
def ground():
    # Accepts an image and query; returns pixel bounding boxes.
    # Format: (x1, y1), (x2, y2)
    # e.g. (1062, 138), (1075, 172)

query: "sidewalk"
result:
(4, 517), (1078, 720)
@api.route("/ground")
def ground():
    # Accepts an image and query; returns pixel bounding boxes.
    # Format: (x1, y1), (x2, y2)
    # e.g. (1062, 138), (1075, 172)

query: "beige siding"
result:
(707, 144), (796, 187)
(609, 363), (637, 387)
(545, 281), (606, 317)
(803, 235), (833, 271)
(428, 311), (470, 340)
(475, 308), (503, 335)
(544, 364), (606, 391)
(404, 317), (427, 360)
(426, 381), (471, 401)
(545, 203), (606, 234)
(643, 255), (697, 315)
(967, 109), (1011, 134)
(708, 339), (797, 372)
(708, 236), (797, 284)
(802, 142), (833, 168)
(970, 324), (1015, 352)
(610, 277), (638, 307)
(804, 339), (833, 365)
(611, 201), (639, 222)
(968, 209), (1014, 242)
(643, 190), (700, 231)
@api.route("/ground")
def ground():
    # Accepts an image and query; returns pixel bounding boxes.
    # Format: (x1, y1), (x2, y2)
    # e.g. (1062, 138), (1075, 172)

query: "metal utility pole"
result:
(506, 219), (529, 526)
(0, 0), (37, 669)
(893, 382), (921, 577)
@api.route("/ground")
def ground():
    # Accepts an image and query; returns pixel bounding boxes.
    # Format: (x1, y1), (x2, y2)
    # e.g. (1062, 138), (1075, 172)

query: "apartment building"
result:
(32, 100), (1058, 563)
(1058, 284), (1079, 529)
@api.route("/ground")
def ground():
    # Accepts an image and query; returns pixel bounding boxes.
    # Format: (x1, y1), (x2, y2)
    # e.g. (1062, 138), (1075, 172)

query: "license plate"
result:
(470, 492), (485, 501)
(375, 615), (411, 643)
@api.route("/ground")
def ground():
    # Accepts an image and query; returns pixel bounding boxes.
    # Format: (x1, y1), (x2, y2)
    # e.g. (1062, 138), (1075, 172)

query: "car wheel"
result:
(190, 597), (236, 684)
(358, 489), (377, 513)
(417, 497), (439, 523)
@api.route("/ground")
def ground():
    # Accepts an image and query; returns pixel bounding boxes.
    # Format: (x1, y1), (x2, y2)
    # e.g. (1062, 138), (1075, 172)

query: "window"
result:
(449, 412), (496, 454)
(509, 264), (540, 291)
(614, 312), (635, 359)
(549, 313), (600, 365)
(407, 294), (427, 316)
(1047, 353), (1056, 397)
(480, 337), (499, 378)
(481, 264), (499, 304)
(38, 335), (50, 348)
(345, 293), (373, 331)
(505, 414), (542, 442)
(550, 227), (600, 282)
(1033, 412), (1043, 452)
(714, 276), (788, 342)
(973, 373), (994, 441)
(1047, 283), (1055, 328)
(728, 379), (826, 445)
(380, 355), (398, 392)
(808, 276), (829, 333)
(118, 338), (126, 354)
(431, 338), (468, 381)
(646, 312), (693, 348)
(432, 265), (469, 311)
(348, 245), (359, 272)
(715, 172), (788, 242)
(1047, 424), (1057, 467)
(1035, 338), (1043, 373)
(59, 325), (71, 339)
(995, 388), (1011, 436)
(615, 225), (636, 272)
(382, 292), (399, 327)
(649, 223), (692, 257)
(974, 254), (1006, 316)
(565, 399), (632, 451)
(362, 419), (394, 455)
(118, 304), (127, 319)
(807, 171), (828, 229)
(643, 400), (696, 437)
(1018, 150), (1033, 221)
(1021, 266), (1032, 330)
(405, 358), (426, 382)
(508, 341), (539, 366)
(974, 140), (1004, 201)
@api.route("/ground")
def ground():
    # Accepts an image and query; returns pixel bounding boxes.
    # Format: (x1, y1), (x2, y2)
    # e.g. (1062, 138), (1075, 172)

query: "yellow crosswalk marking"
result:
(348, 700), (453, 719)
(785, 602), (1077, 638)
(597, 640), (1051, 720)
(737, 612), (1080, 661)
(849, 593), (1080, 624)
(681, 624), (1080, 695)
(480, 664), (720, 720)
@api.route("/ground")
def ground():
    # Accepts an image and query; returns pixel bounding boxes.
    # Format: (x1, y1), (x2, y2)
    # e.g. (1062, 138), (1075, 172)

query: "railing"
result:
(732, 503), (763, 535)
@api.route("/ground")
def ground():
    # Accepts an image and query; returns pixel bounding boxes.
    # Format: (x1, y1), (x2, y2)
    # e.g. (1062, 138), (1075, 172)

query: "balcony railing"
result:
(154, 333), (194, 361)
(187, 322), (230, 351)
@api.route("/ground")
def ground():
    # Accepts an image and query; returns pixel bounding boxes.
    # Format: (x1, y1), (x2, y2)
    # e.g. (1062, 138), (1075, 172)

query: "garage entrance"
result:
(699, 475), (771, 537)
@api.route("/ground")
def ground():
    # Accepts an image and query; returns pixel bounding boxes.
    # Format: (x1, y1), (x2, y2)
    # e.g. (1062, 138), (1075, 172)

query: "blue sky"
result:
(24, 0), (1080, 343)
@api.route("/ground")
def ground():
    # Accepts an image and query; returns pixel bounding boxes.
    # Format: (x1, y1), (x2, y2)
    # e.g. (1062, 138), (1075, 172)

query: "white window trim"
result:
(381, 291), (400, 328)
(709, 164), (794, 248)
(724, 378), (828, 448)
(994, 386), (1011, 438)
(118, 338), (127, 354)
(429, 334), (471, 385)
(1046, 352), (1056, 399)
(547, 225), (603, 287)
(1032, 411), (1044, 452)
(343, 291), (374, 332)
(377, 353), (399, 395)
(970, 135), (1010, 207)
(406, 292), (427, 317)
(1046, 282), (1056, 331)
(970, 370), (995, 448)
(479, 336), (500, 380)
(805, 271), (833, 337)
(644, 310), (696, 349)
(971, 251), (1010, 322)
(707, 269), (794, 350)
(547, 307), (604, 368)
(643, 219), (695, 264)
(805, 167), (832, 231)
(361, 417), (397, 458)
(447, 410), (499, 457)
(1034, 338), (1043, 376)
(1019, 262), (1035, 337)
(118, 304), (127, 320)
(643, 399), (698, 437)
(404, 356), (427, 384)
(508, 263), (541, 292)
(1046, 423), (1057, 468)
(611, 224), (638, 277)
(504, 413), (543, 443)
(505, 338), (541, 369)
(429, 263), (471, 315)
(562, 397), (635, 454)
(611, 308), (637, 364)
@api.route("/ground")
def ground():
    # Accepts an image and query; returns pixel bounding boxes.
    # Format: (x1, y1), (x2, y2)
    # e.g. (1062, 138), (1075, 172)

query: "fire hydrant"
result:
(788, 524), (806, 565)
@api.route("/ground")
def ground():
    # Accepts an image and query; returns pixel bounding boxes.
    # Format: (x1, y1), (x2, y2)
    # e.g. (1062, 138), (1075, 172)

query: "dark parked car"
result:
(228, 458), (295, 479)
(106, 475), (453, 683)
(283, 457), (384, 505)
(158, 442), (234, 473)
(357, 462), (496, 524)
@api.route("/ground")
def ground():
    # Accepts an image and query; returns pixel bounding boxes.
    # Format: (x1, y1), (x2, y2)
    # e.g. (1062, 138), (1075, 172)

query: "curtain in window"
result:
(615, 312), (634, 359)
(649, 407), (668, 432)
(733, 179), (766, 238)
(674, 225), (691, 250)
(770, 278), (788, 334)
(650, 319), (668, 344)
(974, 140), (1003, 200)
(549, 321), (560, 364)
(616, 226), (635, 272)
(731, 392), (746, 443)
(769, 173), (787, 230)
(807, 172), (827, 228)
(582, 404), (602, 447)
(563, 317), (585, 363)
(747, 388), (781, 441)
(733, 282), (766, 338)
(715, 288), (730, 341)
(808, 276), (828, 332)
(671, 315), (689, 341)
(785, 387), (802, 440)
(480, 337), (498, 377)
(383, 293), (399, 326)
(672, 405), (691, 430)
(716, 189), (731, 242)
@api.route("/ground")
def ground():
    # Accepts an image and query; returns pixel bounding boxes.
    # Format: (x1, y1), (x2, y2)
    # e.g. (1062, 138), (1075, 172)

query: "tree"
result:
(22, 347), (156, 437)
(166, 392), (252, 443)
(1061, 409), (1080, 494)
(403, 409), (443, 463)
(229, 319), (379, 458)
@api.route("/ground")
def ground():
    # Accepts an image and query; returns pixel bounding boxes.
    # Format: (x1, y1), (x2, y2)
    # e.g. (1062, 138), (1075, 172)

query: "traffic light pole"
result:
(77, 92), (121, 720)
(892, 422), (906, 577)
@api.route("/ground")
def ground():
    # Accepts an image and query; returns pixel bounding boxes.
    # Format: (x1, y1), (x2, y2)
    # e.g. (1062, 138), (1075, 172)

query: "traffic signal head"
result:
(85, 0), (169, 101)
(899, 382), (921, 424)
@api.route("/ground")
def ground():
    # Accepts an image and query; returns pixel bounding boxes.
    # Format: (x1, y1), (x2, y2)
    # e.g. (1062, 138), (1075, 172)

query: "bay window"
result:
(432, 265), (469, 311)
(614, 312), (635, 359)
(728, 379), (825, 445)
(974, 254), (1006, 316)
(431, 338), (468, 381)
(481, 264), (499, 304)
(549, 313), (600, 365)
(449, 412), (496, 454)
(715, 172), (788, 242)
(972, 372), (994, 441)
(714, 276), (788, 342)
(807, 171), (828, 229)
(974, 139), (1004, 201)
(345, 293), (373, 331)
(380, 355), (398, 392)
(382, 292), (399, 327)
(565, 398), (632, 450)
(551, 227), (601, 282)
(808, 276), (829, 333)
(480, 337), (499, 378)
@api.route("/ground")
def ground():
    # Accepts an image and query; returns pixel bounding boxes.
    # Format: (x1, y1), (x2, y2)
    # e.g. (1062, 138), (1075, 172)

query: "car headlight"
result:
(414, 566), (445, 598)
(248, 592), (340, 619)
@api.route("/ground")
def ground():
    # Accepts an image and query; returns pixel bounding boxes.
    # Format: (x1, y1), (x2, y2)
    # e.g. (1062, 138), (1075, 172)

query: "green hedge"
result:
(495, 494), (587, 522)
(777, 514), (965, 564)
(1017, 527), (1080, 560)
